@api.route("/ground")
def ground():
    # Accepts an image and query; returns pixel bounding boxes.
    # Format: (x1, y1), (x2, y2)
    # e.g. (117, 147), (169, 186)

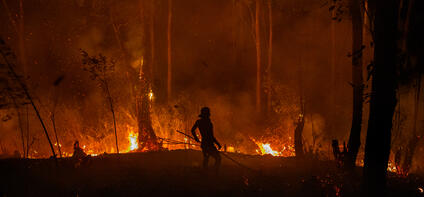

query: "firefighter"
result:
(72, 141), (87, 160)
(191, 107), (222, 172)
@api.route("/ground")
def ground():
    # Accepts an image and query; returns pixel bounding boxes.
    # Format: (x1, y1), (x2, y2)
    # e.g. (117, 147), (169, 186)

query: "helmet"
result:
(199, 107), (211, 118)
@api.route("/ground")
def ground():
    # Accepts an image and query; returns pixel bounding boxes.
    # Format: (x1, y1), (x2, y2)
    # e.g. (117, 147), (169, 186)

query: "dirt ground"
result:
(0, 150), (422, 197)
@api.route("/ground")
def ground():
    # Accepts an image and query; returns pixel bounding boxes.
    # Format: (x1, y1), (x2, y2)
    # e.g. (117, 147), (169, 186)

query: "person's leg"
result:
(211, 149), (221, 172)
(203, 151), (210, 169)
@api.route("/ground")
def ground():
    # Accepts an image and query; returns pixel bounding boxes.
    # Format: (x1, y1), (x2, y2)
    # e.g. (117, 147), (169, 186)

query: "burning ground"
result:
(1, 150), (423, 197)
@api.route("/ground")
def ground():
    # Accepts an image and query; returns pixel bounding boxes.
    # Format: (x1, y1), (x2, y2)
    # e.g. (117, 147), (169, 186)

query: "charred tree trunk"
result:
(295, 96), (305, 158)
(255, 0), (262, 113)
(137, 0), (159, 151)
(167, 0), (172, 102)
(363, 0), (399, 195)
(346, 0), (364, 169)
(294, 114), (305, 158)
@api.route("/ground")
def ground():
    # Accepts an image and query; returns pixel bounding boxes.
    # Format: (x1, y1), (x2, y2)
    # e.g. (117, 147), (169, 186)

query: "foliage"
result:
(0, 38), (29, 118)
(81, 50), (115, 89)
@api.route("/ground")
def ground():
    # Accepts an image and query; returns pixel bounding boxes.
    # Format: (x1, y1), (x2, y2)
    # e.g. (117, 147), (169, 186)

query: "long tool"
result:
(176, 130), (255, 172)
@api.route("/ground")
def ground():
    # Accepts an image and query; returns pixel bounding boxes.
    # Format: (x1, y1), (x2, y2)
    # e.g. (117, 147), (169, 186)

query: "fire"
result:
(148, 90), (154, 101)
(257, 143), (280, 156)
(127, 129), (139, 152)
(252, 137), (295, 157)
(227, 146), (235, 153)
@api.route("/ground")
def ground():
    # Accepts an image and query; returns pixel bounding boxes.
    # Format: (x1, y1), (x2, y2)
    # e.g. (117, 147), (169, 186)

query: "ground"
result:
(0, 150), (423, 197)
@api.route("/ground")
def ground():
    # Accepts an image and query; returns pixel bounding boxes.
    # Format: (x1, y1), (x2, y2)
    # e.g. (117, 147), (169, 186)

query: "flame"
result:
(148, 90), (154, 101)
(227, 146), (235, 153)
(257, 143), (280, 156)
(252, 138), (295, 157)
(127, 128), (139, 152)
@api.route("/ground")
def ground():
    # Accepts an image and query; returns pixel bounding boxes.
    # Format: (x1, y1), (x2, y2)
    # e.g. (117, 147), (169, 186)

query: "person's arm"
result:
(211, 123), (221, 149)
(191, 120), (200, 142)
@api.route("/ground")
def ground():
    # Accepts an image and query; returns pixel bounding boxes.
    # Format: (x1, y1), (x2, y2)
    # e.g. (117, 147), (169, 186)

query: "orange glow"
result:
(127, 127), (139, 152)
(252, 138), (295, 157)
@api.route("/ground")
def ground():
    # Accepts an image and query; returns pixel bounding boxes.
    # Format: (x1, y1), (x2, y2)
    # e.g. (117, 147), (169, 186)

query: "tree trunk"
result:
(266, 0), (272, 115)
(294, 112), (305, 158)
(167, 0), (172, 102)
(25, 106), (30, 158)
(401, 76), (421, 174)
(346, 0), (364, 168)
(14, 103), (25, 158)
(255, 0), (262, 113)
(137, 0), (159, 151)
(363, 0), (399, 195)
(105, 83), (119, 154)
(329, 0), (337, 138)
(51, 114), (62, 158)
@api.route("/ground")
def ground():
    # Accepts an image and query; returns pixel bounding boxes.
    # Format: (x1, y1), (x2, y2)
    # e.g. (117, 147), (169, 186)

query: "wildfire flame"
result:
(252, 137), (295, 157)
(257, 143), (280, 156)
(148, 90), (154, 101)
(126, 126), (139, 152)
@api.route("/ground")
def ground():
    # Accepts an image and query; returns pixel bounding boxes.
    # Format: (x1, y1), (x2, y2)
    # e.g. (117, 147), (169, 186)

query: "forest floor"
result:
(0, 150), (423, 197)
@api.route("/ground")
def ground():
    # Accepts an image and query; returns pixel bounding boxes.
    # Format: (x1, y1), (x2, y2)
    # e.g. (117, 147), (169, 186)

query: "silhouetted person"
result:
(191, 107), (222, 172)
(72, 141), (87, 160)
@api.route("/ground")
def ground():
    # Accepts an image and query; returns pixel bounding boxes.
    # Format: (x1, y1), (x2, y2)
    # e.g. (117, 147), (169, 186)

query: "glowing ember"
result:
(148, 90), (154, 101)
(227, 146), (235, 153)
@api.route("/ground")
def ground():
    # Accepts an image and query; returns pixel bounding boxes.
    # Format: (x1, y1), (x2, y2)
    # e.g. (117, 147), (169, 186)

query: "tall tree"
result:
(255, 0), (262, 113)
(363, 0), (399, 195)
(167, 0), (172, 102)
(346, 0), (364, 168)
(137, 0), (159, 151)
(266, 0), (273, 114)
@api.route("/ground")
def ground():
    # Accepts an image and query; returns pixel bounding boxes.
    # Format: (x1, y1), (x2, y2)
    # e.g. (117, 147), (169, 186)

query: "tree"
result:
(167, 0), (172, 102)
(362, 0), (399, 195)
(0, 38), (57, 159)
(346, 0), (364, 168)
(49, 75), (65, 158)
(255, 0), (262, 113)
(137, 0), (160, 151)
(266, 0), (273, 115)
(81, 51), (119, 154)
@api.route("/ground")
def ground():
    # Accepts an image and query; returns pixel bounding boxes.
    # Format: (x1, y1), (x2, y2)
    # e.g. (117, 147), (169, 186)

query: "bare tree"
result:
(0, 38), (57, 159)
(266, 0), (273, 114)
(255, 0), (262, 113)
(346, 0), (364, 169)
(81, 51), (119, 154)
(167, 0), (172, 102)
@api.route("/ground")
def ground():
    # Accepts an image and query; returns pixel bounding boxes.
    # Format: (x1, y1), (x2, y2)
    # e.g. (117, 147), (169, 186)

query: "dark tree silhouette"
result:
(362, 0), (399, 195)
(0, 38), (56, 159)
(81, 51), (119, 154)
(346, 0), (364, 169)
